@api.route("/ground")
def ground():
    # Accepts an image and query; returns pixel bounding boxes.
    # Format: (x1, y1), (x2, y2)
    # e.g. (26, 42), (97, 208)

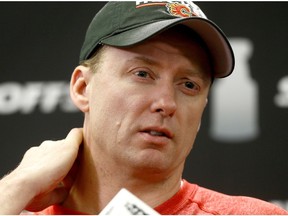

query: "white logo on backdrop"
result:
(209, 38), (259, 143)
(0, 81), (77, 114)
(275, 76), (288, 107)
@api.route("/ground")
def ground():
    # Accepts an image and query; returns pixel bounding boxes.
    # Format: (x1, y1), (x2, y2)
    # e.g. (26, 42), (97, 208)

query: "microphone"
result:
(99, 188), (160, 215)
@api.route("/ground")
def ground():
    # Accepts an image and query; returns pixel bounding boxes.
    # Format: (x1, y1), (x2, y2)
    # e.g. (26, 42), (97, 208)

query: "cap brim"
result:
(102, 17), (234, 78)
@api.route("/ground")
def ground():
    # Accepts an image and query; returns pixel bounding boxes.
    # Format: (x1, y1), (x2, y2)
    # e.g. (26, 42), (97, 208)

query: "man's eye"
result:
(135, 71), (149, 78)
(182, 81), (200, 95)
(184, 81), (196, 89)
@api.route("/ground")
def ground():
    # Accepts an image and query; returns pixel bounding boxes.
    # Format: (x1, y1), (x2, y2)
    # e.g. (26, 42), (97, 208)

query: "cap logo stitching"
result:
(136, 1), (206, 18)
(166, 2), (193, 18)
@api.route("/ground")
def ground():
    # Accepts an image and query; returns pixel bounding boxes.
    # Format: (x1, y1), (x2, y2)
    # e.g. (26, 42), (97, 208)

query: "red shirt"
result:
(33, 180), (288, 215)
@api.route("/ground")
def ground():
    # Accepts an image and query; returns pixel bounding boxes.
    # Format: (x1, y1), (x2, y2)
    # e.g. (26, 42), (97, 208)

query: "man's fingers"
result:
(0, 128), (84, 214)
(64, 128), (83, 149)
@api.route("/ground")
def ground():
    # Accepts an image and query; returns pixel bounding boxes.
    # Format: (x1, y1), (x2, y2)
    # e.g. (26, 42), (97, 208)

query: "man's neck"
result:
(62, 143), (183, 214)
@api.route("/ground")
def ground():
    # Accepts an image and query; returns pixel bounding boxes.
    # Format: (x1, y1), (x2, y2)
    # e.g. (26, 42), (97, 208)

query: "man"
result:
(0, 1), (287, 215)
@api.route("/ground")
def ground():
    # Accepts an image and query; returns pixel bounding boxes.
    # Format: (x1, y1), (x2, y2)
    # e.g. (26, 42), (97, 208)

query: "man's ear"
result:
(70, 65), (91, 113)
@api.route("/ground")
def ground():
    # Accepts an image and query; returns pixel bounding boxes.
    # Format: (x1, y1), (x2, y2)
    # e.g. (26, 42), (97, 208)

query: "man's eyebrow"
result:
(126, 56), (160, 66)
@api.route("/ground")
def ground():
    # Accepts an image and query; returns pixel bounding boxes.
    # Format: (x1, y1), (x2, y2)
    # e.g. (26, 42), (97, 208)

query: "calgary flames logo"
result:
(166, 2), (194, 17)
(135, 1), (206, 18)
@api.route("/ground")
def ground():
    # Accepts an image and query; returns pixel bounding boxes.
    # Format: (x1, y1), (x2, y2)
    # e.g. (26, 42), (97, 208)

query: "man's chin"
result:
(129, 151), (173, 174)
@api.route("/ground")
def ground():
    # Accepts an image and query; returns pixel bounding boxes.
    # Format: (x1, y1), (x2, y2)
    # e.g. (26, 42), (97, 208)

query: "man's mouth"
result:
(142, 128), (173, 139)
(146, 130), (166, 137)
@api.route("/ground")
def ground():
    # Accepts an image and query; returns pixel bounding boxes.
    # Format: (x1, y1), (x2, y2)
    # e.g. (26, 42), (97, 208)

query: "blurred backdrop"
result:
(0, 2), (287, 210)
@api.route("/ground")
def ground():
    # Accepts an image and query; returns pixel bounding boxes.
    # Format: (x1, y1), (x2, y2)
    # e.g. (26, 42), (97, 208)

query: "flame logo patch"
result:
(166, 2), (194, 18)
(135, 1), (206, 19)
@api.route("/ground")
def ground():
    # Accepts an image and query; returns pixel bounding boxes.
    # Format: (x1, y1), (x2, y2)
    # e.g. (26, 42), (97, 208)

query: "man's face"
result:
(84, 28), (211, 176)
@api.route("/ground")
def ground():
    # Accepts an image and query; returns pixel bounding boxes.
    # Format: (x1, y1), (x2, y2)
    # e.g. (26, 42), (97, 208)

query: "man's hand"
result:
(0, 128), (83, 214)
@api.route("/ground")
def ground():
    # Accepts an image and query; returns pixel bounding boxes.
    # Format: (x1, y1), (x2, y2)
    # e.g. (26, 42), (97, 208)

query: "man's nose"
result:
(150, 85), (177, 117)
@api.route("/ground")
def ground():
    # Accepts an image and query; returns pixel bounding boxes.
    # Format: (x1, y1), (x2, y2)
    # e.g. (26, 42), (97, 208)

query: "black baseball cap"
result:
(80, 1), (234, 78)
